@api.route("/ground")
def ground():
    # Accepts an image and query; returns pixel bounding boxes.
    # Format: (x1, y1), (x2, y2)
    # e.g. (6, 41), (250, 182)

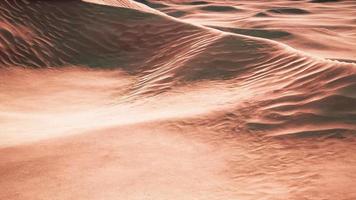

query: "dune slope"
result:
(0, 0), (356, 199)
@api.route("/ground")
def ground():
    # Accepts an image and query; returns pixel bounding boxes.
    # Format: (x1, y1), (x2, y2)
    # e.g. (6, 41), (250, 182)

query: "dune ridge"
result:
(143, 0), (356, 61)
(1, 0), (356, 199)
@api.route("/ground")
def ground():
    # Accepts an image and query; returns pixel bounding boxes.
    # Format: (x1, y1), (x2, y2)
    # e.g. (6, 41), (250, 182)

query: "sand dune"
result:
(146, 0), (356, 60)
(0, 0), (356, 199)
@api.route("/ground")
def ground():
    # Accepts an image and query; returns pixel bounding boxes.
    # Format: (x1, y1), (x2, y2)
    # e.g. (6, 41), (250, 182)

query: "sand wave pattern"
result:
(1, 0), (356, 200)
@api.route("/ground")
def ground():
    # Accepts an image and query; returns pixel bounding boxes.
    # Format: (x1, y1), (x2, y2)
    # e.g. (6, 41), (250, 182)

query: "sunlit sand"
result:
(1, 0), (356, 199)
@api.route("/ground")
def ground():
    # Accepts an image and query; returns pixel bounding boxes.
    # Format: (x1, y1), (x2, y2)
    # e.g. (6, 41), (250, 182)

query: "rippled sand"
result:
(0, 0), (356, 200)
(148, 0), (356, 61)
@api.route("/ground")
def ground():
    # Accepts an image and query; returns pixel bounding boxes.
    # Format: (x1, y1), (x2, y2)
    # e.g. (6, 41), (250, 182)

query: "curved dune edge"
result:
(82, 0), (160, 13)
(0, 0), (355, 143)
(148, 0), (356, 61)
(1, 1), (356, 199)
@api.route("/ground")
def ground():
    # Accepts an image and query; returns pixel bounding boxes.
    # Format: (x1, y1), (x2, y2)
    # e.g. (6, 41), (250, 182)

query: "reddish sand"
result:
(0, 0), (356, 199)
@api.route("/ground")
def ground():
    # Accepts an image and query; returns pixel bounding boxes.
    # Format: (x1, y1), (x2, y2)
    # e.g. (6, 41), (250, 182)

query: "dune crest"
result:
(82, 0), (159, 13)
(1, 0), (356, 199)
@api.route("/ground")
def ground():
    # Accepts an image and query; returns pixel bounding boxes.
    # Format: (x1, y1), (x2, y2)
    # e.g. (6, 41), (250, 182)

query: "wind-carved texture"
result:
(1, 0), (355, 137)
(0, 0), (190, 69)
(162, 32), (356, 138)
(144, 0), (356, 61)
(1, 1), (356, 200)
(131, 30), (222, 97)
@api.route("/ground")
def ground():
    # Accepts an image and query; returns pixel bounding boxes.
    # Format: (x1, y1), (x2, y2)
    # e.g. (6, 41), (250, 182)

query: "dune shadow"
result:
(184, 1), (210, 5)
(134, 0), (168, 8)
(267, 7), (310, 15)
(211, 26), (292, 39)
(200, 5), (238, 12)
(0, 0), (197, 71)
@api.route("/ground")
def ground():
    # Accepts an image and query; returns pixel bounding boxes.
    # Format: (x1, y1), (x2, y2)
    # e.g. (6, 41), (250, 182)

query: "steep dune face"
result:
(1, 0), (356, 199)
(0, 0), (188, 68)
(141, 0), (356, 61)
